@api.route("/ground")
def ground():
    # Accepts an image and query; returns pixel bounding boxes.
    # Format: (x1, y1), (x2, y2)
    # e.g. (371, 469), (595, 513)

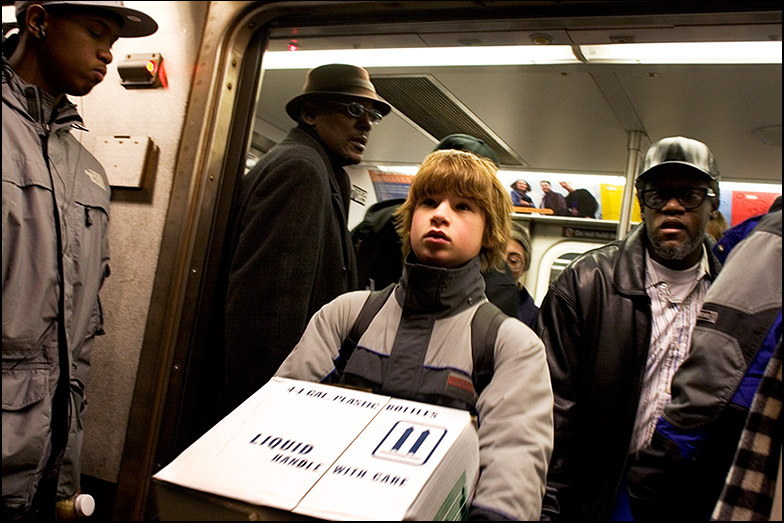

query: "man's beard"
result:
(646, 222), (705, 261)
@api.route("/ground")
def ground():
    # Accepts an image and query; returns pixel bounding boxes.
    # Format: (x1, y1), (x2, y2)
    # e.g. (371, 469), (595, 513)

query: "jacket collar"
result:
(295, 124), (350, 169)
(613, 222), (721, 296)
(285, 126), (352, 215)
(396, 255), (486, 317)
(2, 58), (86, 133)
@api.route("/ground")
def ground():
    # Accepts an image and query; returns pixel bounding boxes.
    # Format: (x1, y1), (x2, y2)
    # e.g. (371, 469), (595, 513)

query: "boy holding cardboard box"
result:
(276, 149), (553, 520)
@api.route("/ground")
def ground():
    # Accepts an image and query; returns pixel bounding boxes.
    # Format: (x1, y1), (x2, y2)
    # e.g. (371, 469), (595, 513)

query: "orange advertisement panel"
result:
(369, 170), (414, 201)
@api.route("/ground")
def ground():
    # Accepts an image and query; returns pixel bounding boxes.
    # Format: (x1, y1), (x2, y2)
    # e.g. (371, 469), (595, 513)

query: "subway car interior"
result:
(2, 1), (782, 520)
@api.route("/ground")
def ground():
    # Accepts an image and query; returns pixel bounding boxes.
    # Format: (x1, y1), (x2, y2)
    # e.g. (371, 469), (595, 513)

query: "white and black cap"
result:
(637, 136), (720, 188)
(15, 1), (158, 37)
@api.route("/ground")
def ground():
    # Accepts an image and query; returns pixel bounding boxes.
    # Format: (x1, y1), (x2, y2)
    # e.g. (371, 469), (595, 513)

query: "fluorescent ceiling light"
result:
(1, 6), (15, 23)
(262, 45), (580, 69)
(581, 41), (782, 64)
(263, 41), (782, 69)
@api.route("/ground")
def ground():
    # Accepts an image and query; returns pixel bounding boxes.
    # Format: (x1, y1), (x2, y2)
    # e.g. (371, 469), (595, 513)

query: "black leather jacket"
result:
(535, 223), (721, 520)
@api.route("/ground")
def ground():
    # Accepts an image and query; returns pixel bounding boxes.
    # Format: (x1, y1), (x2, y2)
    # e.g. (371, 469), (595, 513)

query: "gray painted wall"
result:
(74, 1), (209, 484)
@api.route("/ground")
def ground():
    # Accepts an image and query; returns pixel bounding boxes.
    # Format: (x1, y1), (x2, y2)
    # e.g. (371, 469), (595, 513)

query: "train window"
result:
(532, 240), (606, 305)
(549, 252), (582, 283)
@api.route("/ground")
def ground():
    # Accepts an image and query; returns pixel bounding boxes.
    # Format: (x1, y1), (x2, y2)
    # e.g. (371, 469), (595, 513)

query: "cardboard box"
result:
(153, 377), (479, 520)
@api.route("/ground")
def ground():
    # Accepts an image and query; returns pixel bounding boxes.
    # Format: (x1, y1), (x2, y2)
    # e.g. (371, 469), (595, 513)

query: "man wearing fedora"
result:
(3, 1), (158, 520)
(224, 64), (390, 413)
(536, 136), (723, 520)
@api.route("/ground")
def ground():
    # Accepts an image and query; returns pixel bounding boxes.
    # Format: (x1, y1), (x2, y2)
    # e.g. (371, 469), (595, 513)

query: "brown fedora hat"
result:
(285, 63), (391, 121)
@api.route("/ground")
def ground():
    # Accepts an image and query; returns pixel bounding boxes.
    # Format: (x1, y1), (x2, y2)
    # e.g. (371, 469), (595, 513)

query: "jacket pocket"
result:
(74, 187), (110, 232)
(2, 368), (53, 509)
(2, 368), (48, 410)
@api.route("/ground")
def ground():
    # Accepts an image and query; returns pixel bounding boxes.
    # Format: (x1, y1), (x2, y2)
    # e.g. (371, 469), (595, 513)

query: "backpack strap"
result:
(330, 288), (506, 399)
(328, 283), (396, 383)
(471, 301), (507, 396)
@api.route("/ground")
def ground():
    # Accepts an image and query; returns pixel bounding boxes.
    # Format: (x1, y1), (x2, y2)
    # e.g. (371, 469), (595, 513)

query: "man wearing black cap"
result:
(536, 136), (723, 520)
(224, 64), (390, 413)
(2, 2), (157, 520)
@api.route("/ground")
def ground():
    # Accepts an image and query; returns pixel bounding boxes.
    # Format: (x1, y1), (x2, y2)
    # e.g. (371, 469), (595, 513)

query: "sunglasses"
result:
(639, 187), (716, 210)
(328, 101), (383, 124)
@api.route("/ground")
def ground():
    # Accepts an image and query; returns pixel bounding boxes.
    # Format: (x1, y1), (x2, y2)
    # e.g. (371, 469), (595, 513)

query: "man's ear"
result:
(25, 4), (48, 39)
(300, 101), (319, 126)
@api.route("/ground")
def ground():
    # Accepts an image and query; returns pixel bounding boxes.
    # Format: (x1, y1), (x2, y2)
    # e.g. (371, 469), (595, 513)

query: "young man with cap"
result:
(224, 64), (390, 412)
(536, 136), (723, 520)
(2, 2), (157, 520)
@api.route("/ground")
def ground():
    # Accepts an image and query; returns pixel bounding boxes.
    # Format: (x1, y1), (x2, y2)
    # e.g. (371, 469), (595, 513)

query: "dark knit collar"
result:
(395, 254), (485, 317)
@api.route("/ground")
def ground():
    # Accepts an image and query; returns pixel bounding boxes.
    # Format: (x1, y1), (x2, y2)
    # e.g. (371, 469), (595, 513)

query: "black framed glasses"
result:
(639, 187), (716, 210)
(328, 100), (383, 124)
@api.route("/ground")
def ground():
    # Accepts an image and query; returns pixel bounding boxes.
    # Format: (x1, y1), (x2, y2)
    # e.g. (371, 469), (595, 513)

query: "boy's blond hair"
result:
(394, 149), (512, 272)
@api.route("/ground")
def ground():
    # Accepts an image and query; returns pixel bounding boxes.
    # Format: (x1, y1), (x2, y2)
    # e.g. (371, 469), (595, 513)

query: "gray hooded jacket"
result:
(2, 60), (110, 514)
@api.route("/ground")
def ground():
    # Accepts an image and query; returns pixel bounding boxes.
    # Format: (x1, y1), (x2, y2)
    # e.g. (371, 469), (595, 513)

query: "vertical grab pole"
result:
(617, 130), (645, 240)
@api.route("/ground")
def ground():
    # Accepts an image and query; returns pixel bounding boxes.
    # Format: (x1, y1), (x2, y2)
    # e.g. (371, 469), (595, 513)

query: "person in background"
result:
(510, 179), (535, 207)
(713, 196), (780, 263)
(706, 208), (729, 241)
(505, 222), (538, 328)
(2, 1), (157, 520)
(539, 180), (568, 215)
(224, 64), (390, 412)
(536, 136), (723, 520)
(559, 181), (599, 218)
(276, 149), (554, 520)
(435, 133), (500, 166)
(627, 203), (781, 521)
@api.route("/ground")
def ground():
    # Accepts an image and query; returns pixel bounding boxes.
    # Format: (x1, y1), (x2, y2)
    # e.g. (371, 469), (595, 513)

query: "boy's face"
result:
(409, 193), (486, 268)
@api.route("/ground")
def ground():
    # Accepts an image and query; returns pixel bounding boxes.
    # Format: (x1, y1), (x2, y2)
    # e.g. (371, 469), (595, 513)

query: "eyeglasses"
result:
(328, 101), (383, 124)
(639, 187), (716, 210)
